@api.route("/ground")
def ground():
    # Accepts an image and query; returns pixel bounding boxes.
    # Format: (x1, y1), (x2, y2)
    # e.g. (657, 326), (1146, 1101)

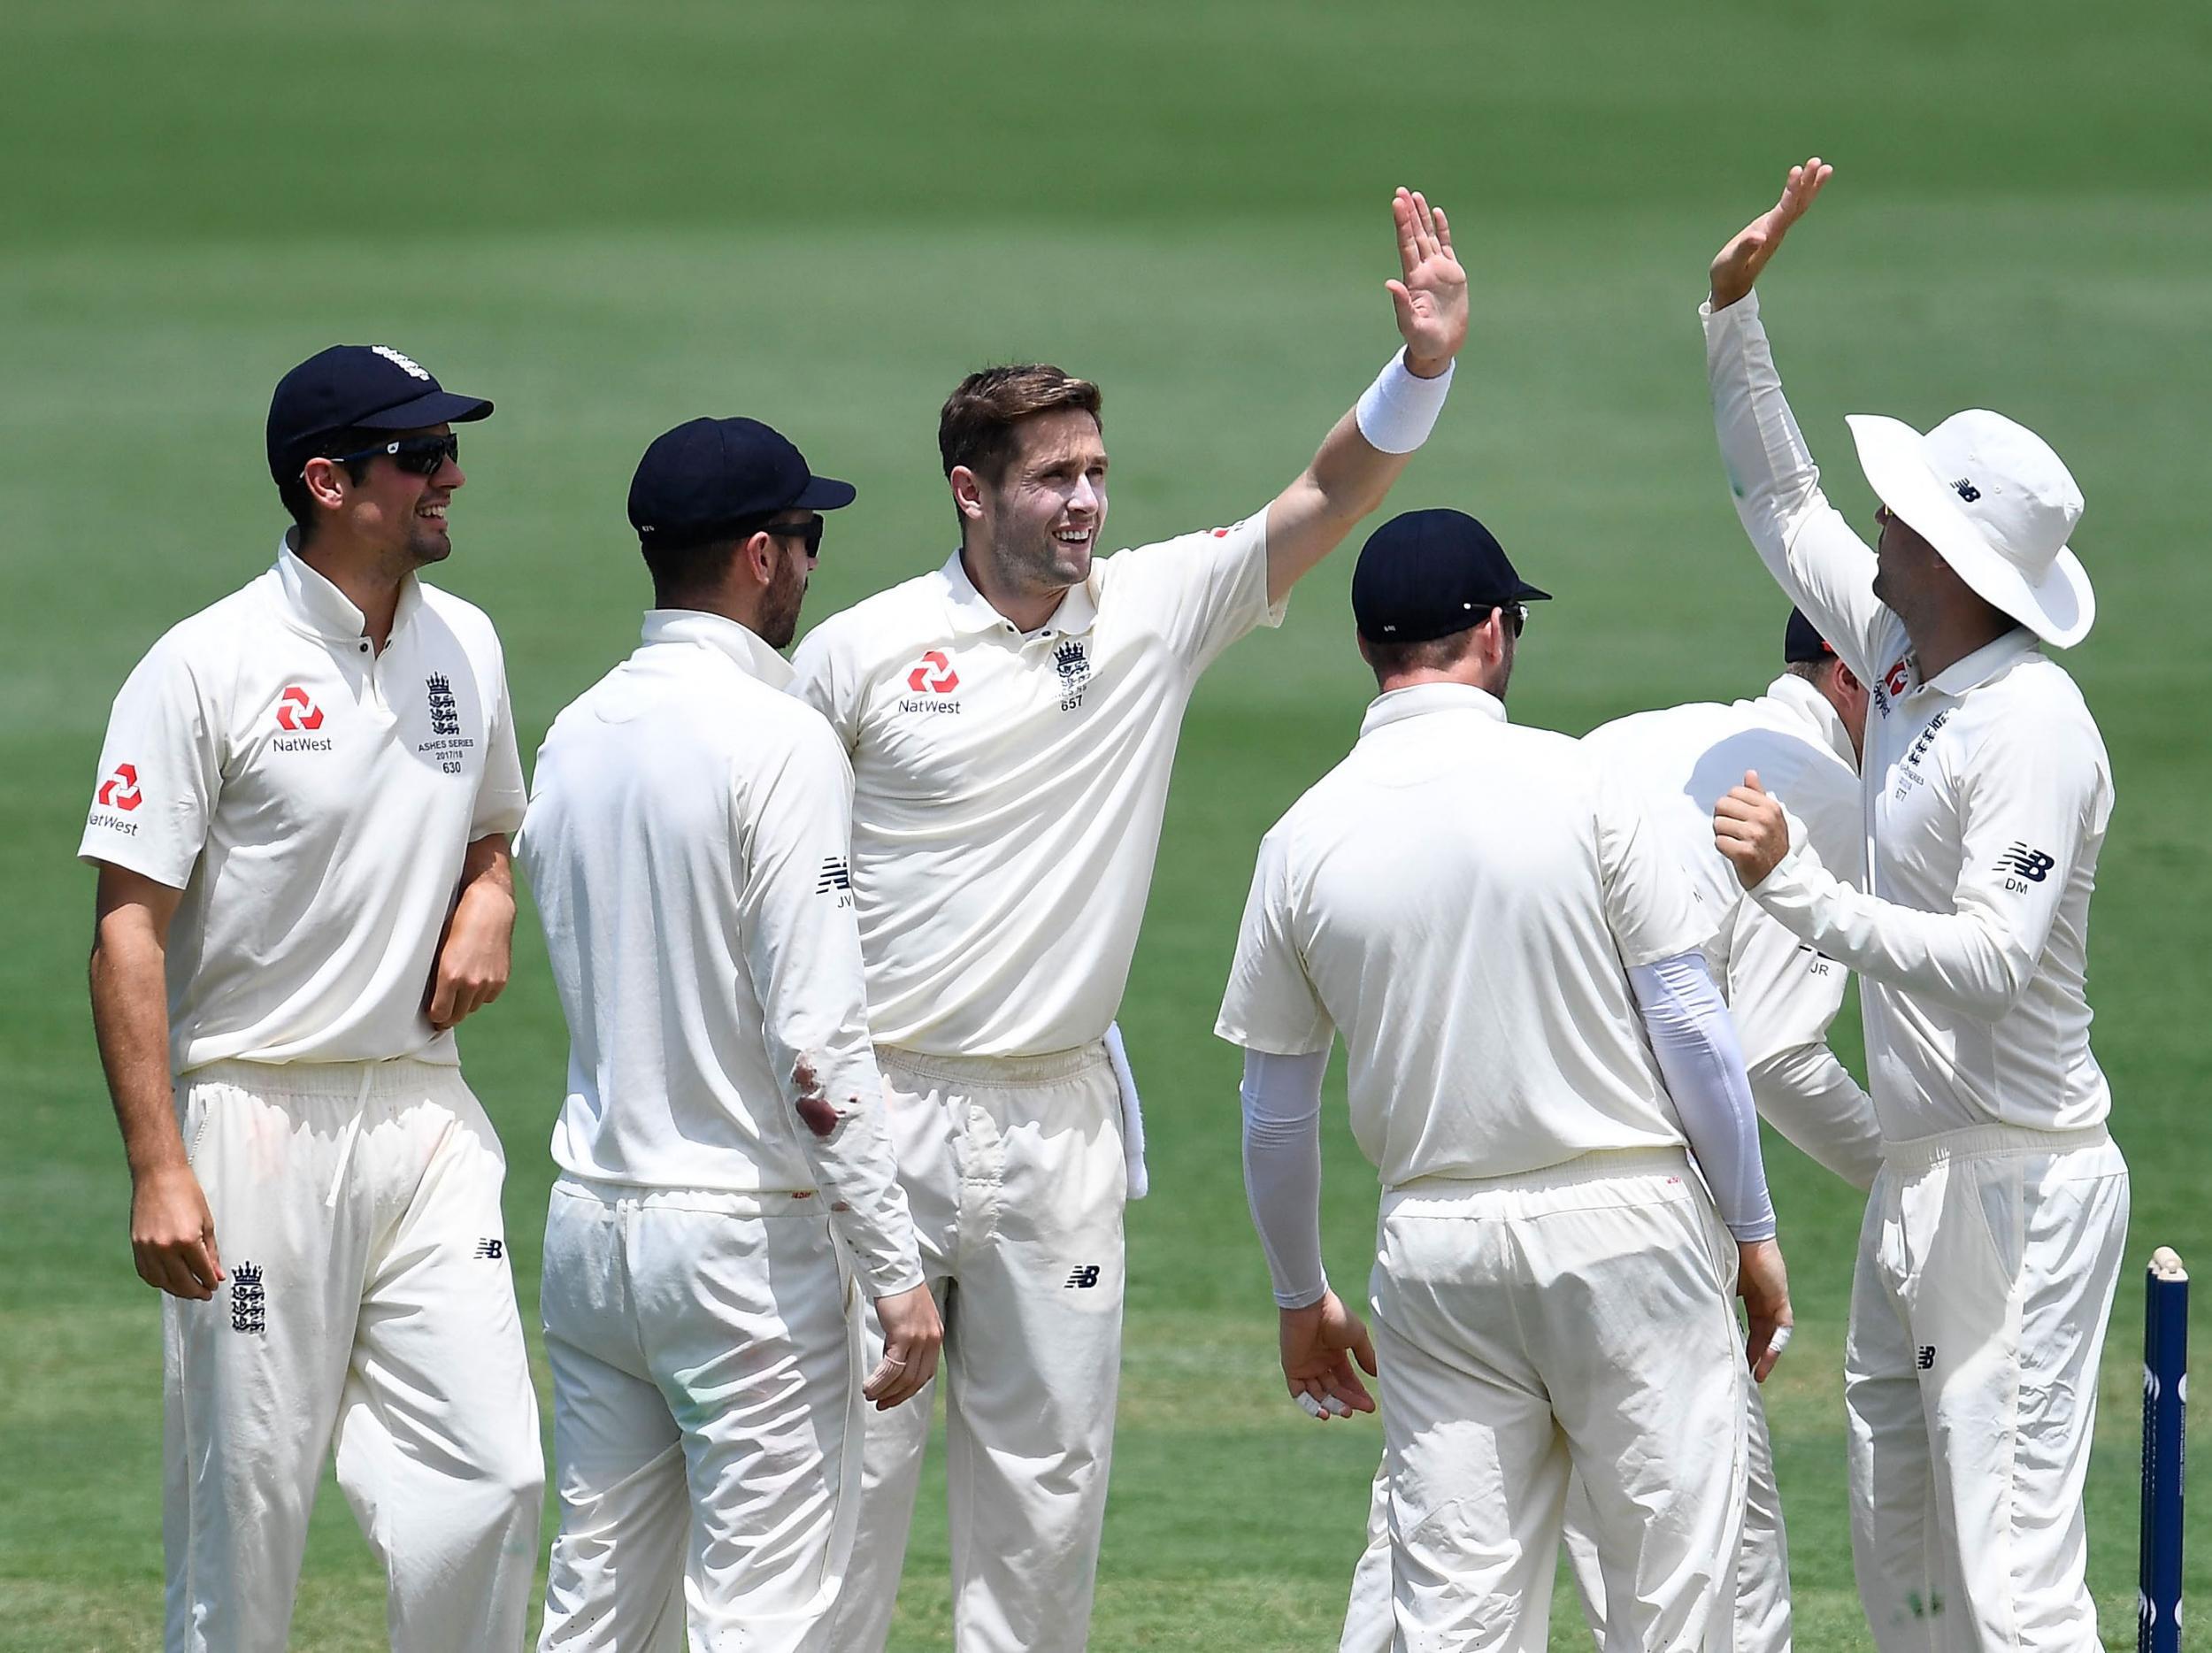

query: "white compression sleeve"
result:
(1627, 950), (1777, 1242)
(1239, 1047), (1331, 1308)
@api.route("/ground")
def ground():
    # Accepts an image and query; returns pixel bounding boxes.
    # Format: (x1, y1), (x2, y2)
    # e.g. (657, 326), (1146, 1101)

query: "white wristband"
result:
(1354, 348), (1454, 454)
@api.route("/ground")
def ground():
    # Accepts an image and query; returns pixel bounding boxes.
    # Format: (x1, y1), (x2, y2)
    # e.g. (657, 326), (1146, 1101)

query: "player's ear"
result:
(949, 465), (987, 524)
(1833, 658), (1863, 696)
(741, 530), (777, 586)
(301, 457), (349, 512)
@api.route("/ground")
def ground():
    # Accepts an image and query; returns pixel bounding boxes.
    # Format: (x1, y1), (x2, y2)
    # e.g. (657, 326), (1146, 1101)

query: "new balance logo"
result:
(230, 1262), (266, 1335)
(1065, 1265), (1102, 1289)
(1995, 842), (2055, 884)
(1916, 1345), (1936, 1371)
(816, 857), (852, 894)
(473, 1238), (503, 1260)
(1951, 478), (1982, 503)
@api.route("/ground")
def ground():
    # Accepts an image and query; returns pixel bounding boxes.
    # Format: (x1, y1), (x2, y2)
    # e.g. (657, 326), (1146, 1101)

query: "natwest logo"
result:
(905, 651), (959, 695)
(274, 687), (325, 732)
(96, 763), (143, 811)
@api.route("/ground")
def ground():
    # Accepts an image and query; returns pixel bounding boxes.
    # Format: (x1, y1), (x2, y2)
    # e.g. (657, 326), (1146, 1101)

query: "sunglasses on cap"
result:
(319, 433), (462, 478)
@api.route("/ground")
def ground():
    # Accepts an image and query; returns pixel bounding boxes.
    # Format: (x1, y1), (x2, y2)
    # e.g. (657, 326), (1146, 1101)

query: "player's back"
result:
(1262, 688), (1705, 1187)
(522, 624), (849, 1194)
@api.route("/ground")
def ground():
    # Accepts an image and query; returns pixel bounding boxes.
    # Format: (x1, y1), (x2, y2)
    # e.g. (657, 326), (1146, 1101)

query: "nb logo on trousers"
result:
(1064, 1265), (1102, 1289)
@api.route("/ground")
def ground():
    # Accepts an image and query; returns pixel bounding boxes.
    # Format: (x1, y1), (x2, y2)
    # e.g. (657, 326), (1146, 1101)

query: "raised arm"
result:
(1263, 188), (1468, 604)
(1702, 159), (1895, 682)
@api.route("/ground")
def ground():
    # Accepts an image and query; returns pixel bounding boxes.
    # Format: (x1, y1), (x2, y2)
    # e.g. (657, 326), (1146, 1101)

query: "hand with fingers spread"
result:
(1709, 157), (1834, 311)
(1714, 770), (1793, 888)
(132, 1160), (224, 1300)
(1737, 1237), (1793, 1383)
(864, 1283), (944, 1410)
(1386, 187), (1469, 379)
(1280, 1289), (1379, 1421)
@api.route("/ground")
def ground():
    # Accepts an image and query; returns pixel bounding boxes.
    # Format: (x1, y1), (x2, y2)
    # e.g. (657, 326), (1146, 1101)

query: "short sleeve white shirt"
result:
(79, 539), (526, 1073)
(788, 515), (1284, 1057)
(1216, 683), (1716, 1187)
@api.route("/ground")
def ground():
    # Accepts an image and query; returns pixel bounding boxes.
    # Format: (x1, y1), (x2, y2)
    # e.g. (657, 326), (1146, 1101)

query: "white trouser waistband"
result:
(551, 1173), (827, 1219)
(1880, 1120), (2112, 1172)
(878, 1042), (1109, 1088)
(1387, 1146), (1695, 1201)
(184, 1055), (455, 1102)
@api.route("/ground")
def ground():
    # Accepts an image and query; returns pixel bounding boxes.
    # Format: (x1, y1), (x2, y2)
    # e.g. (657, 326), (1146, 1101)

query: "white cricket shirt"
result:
(1215, 684), (1716, 1188)
(788, 516), (1284, 1057)
(80, 539), (526, 1073)
(1706, 294), (2115, 1138)
(518, 611), (920, 1297)
(1586, 675), (1882, 1187)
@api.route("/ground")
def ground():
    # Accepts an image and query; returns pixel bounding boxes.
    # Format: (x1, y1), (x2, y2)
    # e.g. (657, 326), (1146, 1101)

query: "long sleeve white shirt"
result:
(518, 611), (922, 1297)
(1704, 294), (2115, 1139)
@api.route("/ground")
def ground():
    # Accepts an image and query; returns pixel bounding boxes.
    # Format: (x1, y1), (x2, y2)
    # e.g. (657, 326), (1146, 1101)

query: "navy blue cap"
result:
(628, 417), (856, 546)
(1352, 509), (1551, 643)
(1784, 607), (1834, 663)
(266, 344), (492, 482)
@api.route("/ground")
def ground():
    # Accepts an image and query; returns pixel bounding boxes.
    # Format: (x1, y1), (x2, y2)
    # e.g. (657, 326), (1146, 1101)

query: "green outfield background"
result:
(4, 2), (2208, 1646)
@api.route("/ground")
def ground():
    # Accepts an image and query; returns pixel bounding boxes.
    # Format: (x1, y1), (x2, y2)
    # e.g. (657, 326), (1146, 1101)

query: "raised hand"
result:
(1386, 188), (1468, 379)
(1709, 158), (1834, 311)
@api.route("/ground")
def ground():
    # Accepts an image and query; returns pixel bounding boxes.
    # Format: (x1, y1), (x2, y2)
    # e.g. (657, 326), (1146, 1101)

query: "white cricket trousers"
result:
(164, 1059), (542, 1653)
(535, 1177), (864, 1653)
(827, 1044), (1125, 1653)
(1340, 1378), (1791, 1652)
(1367, 1149), (1750, 1652)
(1847, 1123), (2128, 1652)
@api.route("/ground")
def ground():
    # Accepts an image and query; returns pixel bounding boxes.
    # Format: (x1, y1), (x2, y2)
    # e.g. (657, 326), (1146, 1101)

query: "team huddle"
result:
(82, 159), (2124, 1652)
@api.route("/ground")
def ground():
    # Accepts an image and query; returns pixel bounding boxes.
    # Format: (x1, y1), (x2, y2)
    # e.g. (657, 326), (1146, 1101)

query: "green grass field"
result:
(4, 2), (2208, 1646)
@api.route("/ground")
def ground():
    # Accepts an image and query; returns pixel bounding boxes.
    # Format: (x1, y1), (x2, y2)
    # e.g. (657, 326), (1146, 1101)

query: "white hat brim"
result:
(1847, 413), (2095, 649)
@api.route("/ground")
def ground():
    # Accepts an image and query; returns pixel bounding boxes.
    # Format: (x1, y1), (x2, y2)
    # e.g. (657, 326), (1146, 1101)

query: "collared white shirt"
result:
(1706, 294), (2115, 1138)
(789, 515), (1284, 1057)
(1216, 683), (1715, 1188)
(80, 538), (526, 1073)
(1586, 674), (1883, 1187)
(518, 611), (920, 1297)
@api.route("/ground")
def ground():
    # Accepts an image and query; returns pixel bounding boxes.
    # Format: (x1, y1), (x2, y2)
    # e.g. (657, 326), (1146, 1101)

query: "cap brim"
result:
(1515, 579), (1552, 603)
(1847, 414), (2094, 649)
(793, 474), (856, 511)
(355, 389), (495, 431)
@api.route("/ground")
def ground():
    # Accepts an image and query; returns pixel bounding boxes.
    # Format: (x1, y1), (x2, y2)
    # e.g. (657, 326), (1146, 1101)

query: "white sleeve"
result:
(1238, 1046), (1332, 1309)
(1702, 292), (1896, 686)
(1103, 513), (1286, 677)
(470, 647), (528, 841)
(1627, 950), (1776, 1242)
(1747, 1043), (1883, 1191)
(1215, 830), (1334, 1057)
(786, 619), (864, 754)
(737, 723), (923, 1299)
(1747, 707), (2108, 1020)
(79, 632), (220, 888)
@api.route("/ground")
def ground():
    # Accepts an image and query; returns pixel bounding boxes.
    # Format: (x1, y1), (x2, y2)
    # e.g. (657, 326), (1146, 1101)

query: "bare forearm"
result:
(90, 921), (182, 1173)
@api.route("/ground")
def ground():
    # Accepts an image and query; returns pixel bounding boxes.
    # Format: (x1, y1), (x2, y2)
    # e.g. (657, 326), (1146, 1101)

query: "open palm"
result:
(1709, 158), (1833, 310)
(1387, 188), (1468, 375)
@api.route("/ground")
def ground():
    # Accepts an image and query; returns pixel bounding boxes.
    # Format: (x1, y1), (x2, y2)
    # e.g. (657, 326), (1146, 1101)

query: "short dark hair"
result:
(1782, 658), (1826, 684)
(276, 427), (380, 545)
(938, 365), (1103, 486)
(640, 534), (741, 608)
(1359, 626), (1478, 682)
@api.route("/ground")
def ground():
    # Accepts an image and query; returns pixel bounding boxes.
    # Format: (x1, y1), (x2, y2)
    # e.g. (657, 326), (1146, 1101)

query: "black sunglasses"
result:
(320, 433), (461, 478)
(1493, 602), (1530, 638)
(751, 514), (825, 557)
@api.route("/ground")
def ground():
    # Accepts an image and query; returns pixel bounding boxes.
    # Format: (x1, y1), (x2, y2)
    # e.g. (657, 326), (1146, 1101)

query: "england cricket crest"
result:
(1054, 639), (1091, 711)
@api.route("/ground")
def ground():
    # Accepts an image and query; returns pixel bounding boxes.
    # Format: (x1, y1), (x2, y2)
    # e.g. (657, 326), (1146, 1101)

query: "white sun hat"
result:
(1847, 409), (2094, 648)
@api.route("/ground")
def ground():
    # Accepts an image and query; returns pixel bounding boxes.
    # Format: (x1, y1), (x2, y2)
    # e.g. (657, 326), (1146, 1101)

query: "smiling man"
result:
(82, 345), (541, 1653)
(789, 189), (1469, 1651)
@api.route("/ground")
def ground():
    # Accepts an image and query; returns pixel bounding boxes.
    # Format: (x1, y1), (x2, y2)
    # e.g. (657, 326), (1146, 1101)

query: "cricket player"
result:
(1336, 603), (1879, 1652)
(787, 188), (1470, 1651)
(1219, 508), (1793, 1651)
(1704, 158), (2125, 1650)
(520, 417), (942, 1650)
(83, 344), (542, 1652)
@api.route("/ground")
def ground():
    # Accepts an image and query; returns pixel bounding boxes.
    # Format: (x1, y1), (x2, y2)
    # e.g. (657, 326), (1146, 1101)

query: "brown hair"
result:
(938, 365), (1103, 485)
